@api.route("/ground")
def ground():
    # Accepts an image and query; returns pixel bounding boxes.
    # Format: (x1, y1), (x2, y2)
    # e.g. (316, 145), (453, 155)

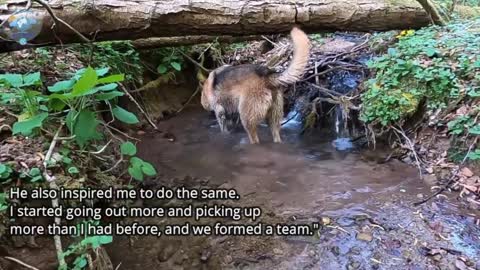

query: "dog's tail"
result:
(271, 27), (310, 86)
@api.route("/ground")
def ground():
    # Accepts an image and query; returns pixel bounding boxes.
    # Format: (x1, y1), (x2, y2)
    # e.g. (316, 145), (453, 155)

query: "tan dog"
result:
(201, 27), (310, 144)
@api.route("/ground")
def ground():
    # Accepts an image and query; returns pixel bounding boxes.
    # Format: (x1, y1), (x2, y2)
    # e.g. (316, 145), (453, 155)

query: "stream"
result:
(106, 106), (480, 270)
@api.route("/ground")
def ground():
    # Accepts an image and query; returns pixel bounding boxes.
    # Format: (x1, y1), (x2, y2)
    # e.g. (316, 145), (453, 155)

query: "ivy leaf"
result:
(120, 142), (137, 156)
(71, 67), (98, 96)
(12, 112), (48, 136)
(95, 91), (124, 101)
(170, 62), (181, 71)
(112, 106), (139, 124)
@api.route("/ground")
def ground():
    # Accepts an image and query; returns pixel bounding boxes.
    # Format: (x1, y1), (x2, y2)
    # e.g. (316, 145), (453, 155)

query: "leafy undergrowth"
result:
(361, 19), (480, 206)
(0, 45), (157, 269)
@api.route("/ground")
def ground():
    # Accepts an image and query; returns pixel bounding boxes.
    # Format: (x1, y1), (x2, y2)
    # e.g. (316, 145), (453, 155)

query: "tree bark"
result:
(132, 35), (263, 50)
(0, 0), (434, 51)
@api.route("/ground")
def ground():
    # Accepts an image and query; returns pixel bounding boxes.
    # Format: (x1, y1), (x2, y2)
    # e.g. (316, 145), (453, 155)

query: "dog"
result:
(201, 27), (310, 144)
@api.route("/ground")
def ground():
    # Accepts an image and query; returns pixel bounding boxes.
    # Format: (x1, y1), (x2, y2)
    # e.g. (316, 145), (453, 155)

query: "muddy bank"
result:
(104, 107), (480, 270)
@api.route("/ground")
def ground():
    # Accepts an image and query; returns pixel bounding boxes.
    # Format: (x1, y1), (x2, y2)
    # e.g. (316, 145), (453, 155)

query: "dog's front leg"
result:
(214, 106), (229, 133)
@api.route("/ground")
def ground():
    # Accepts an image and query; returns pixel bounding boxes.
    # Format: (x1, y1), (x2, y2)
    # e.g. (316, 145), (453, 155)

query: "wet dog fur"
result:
(201, 27), (310, 144)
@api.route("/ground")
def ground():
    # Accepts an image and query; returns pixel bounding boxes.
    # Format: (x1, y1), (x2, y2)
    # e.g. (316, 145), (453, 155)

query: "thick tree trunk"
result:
(0, 0), (434, 52)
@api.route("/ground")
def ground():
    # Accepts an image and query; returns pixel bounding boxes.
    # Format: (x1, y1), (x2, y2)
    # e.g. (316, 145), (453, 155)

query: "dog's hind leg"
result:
(268, 90), (284, 143)
(239, 90), (272, 144)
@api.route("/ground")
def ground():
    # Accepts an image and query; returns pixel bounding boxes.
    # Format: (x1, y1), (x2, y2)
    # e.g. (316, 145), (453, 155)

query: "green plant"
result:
(361, 19), (480, 126)
(120, 141), (157, 181)
(0, 192), (7, 211)
(60, 220), (113, 270)
(72, 41), (143, 86)
(0, 163), (13, 181)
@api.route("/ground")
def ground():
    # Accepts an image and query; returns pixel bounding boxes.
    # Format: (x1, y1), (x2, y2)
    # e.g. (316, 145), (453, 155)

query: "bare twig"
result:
(176, 84), (201, 114)
(119, 85), (158, 130)
(392, 125), (424, 179)
(42, 124), (67, 269)
(3, 256), (40, 270)
(177, 50), (211, 73)
(31, 0), (90, 43)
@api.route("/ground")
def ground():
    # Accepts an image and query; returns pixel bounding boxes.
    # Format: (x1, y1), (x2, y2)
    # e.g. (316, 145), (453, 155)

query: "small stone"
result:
(224, 255), (233, 264)
(137, 130), (146, 135)
(356, 232), (373, 242)
(273, 248), (283, 255)
(417, 193), (424, 199)
(321, 217), (331, 225)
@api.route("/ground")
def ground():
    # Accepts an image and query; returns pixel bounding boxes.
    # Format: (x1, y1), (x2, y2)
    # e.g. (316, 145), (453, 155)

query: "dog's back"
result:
(201, 27), (311, 143)
(211, 64), (277, 114)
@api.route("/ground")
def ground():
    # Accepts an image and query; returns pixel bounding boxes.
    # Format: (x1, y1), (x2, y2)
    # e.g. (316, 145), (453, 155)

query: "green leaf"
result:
(48, 80), (75, 93)
(30, 175), (43, 182)
(12, 112), (49, 136)
(120, 142), (137, 156)
(0, 164), (6, 174)
(23, 72), (41, 86)
(62, 157), (72, 164)
(387, 48), (397, 56)
(424, 47), (437, 57)
(95, 83), (118, 92)
(141, 161), (157, 176)
(95, 67), (110, 77)
(128, 166), (144, 181)
(0, 74), (23, 87)
(170, 62), (181, 71)
(97, 74), (125, 84)
(65, 110), (77, 134)
(95, 91), (124, 101)
(68, 167), (79, 174)
(48, 98), (67, 111)
(157, 64), (168, 74)
(73, 110), (102, 148)
(112, 106), (139, 124)
(71, 67), (98, 96)
(468, 125), (480, 135)
(98, 235), (113, 244)
(130, 157), (143, 166)
(29, 168), (41, 176)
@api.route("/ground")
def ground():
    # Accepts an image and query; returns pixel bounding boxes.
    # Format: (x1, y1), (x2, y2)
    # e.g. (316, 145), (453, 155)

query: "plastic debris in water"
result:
(1, 11), (43, 45)
(332, 137), (353, 151)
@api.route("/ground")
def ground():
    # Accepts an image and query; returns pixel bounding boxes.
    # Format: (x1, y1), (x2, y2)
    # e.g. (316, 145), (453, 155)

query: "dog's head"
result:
(200, 65), (231, 111)
(201, 71), (215, 111)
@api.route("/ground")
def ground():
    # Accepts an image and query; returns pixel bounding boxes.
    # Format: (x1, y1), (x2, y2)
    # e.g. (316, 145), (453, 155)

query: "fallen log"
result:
(0, 0), (436, 52)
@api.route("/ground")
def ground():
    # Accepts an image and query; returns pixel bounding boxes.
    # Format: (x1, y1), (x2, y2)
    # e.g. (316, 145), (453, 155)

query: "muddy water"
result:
(108, 107), (480, 270)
